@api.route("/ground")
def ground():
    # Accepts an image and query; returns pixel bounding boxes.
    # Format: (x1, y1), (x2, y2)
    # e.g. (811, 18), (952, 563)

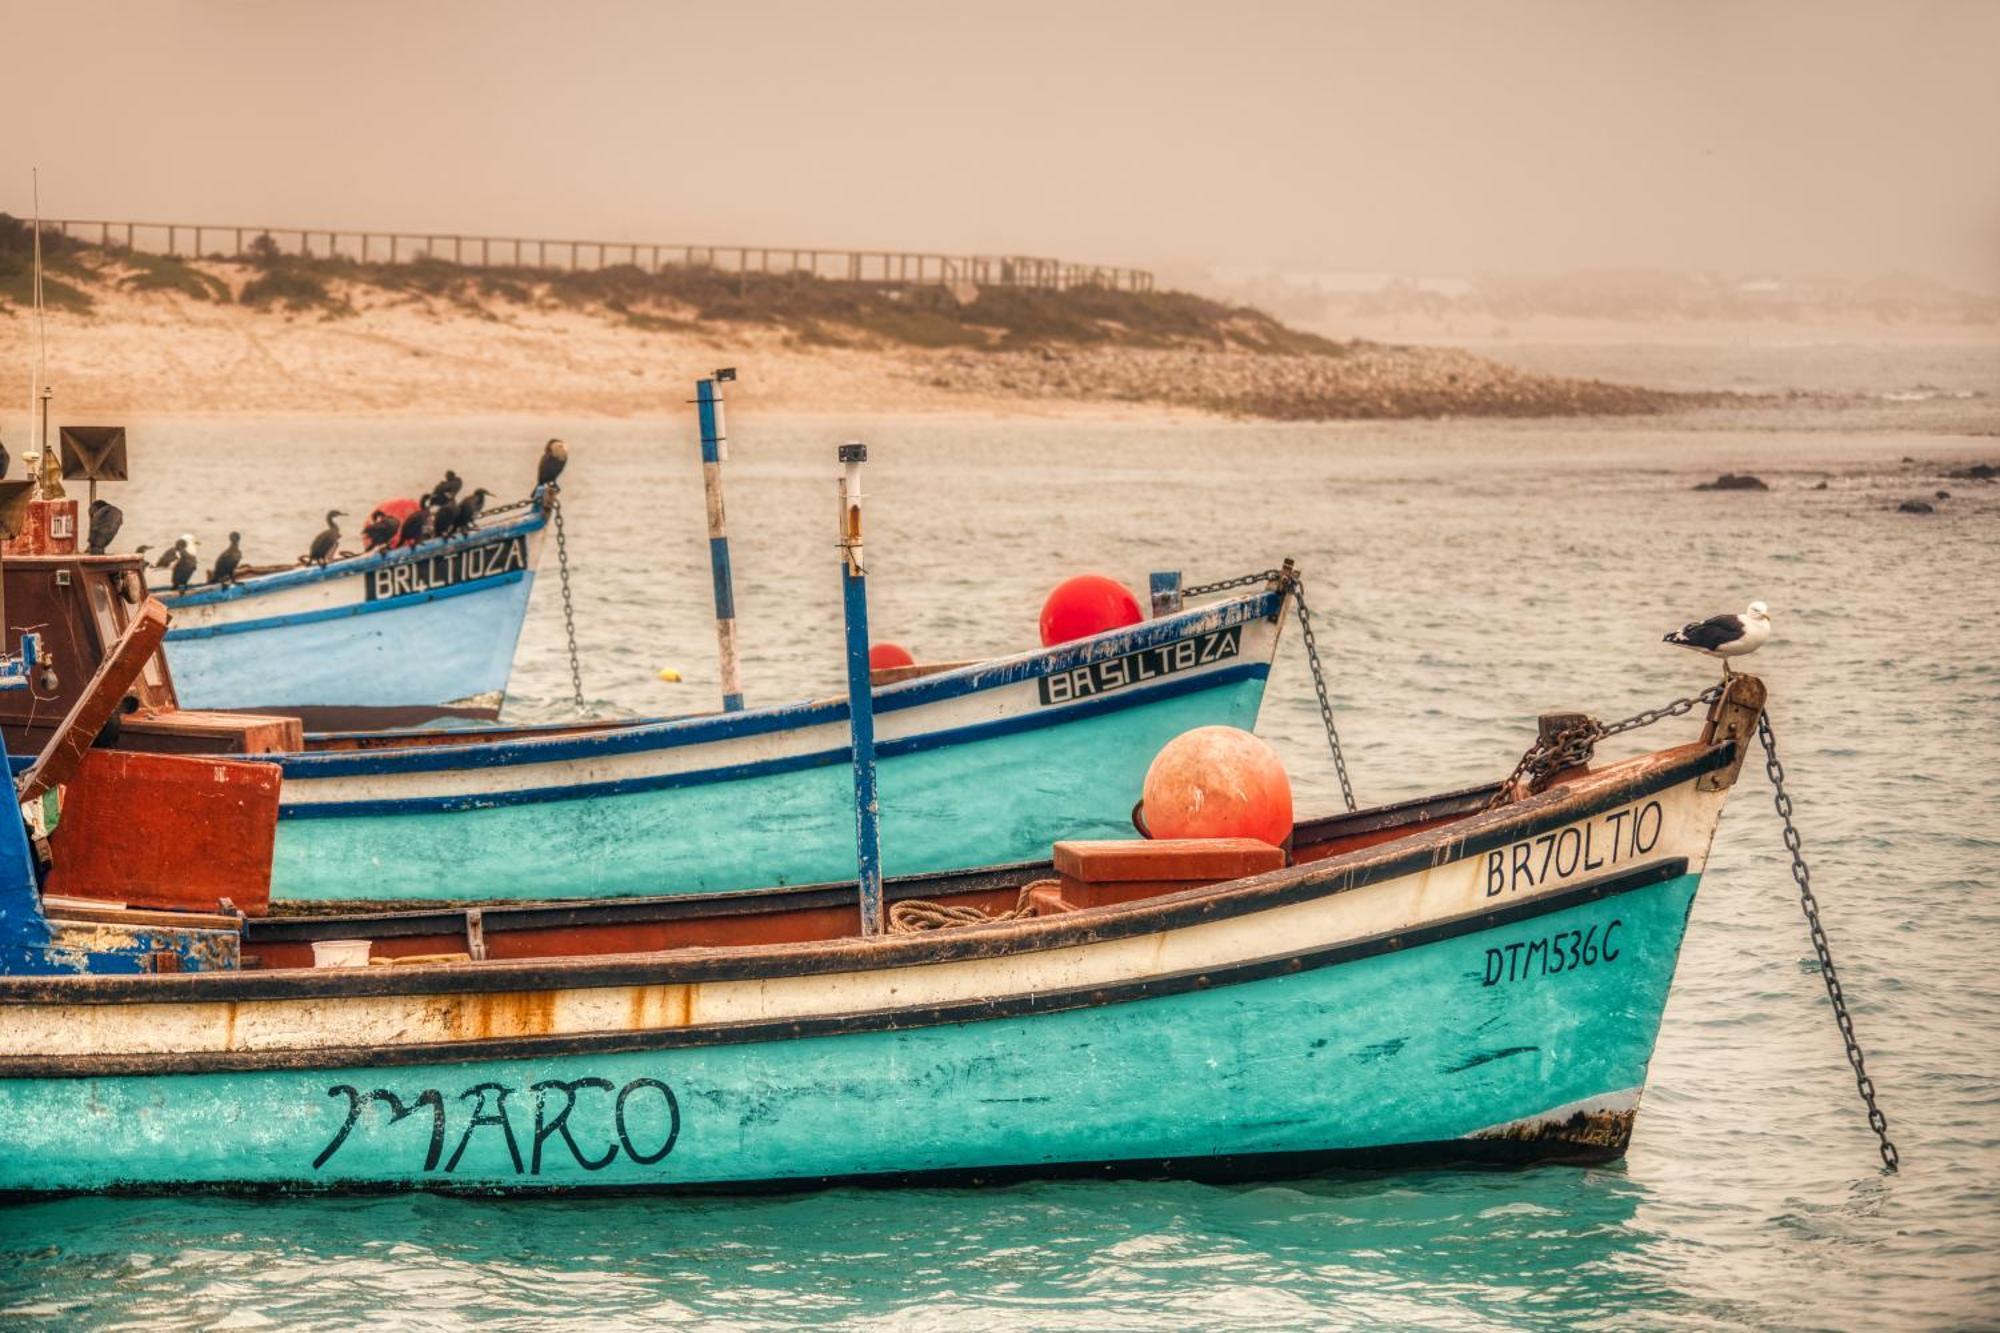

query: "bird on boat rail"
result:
(169, 538), (200, 592)
(108, 442), (553, 586)
(359, 509), (400, 550)
(422, 470), (463, 510)
(1664, 600), (1770, 677)
(306, 510), (345, 565)
(209, 532), (243, 585)
(394, 505), (429, 547)
(437, 487), (490, 539)
(537, 439), (568, 490)
(151, 535), (190, 571)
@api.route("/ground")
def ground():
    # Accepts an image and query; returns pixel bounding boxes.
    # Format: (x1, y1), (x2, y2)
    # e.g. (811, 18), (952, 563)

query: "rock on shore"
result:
(920, 344), (1702, 419)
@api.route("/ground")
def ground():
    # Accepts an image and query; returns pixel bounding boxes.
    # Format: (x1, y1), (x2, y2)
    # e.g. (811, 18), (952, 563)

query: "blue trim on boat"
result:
(274, 590), (1281, 781)
(708, 537), (735, 620)
(158, 511), (546, 609)
(164, 572), (528, 641)
(278, 661), (1269, 818)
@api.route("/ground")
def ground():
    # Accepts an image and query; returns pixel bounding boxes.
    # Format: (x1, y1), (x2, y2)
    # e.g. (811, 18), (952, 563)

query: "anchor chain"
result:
(424, 489), (585, 710)
(551, 494), (585, 711)
(1757, 709), (1900, 1172)
(1487, 684), (1724, 808)
(1291, 574), (1356, 812)
(1184, 567), (1356, 811)
(1183, 570), (1281, 597)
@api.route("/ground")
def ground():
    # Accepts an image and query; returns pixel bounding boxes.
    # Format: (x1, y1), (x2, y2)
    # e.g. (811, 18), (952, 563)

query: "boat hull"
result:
(158, 514), (546, 727)
(0, 871), (1697, 1194)
(0, 750), (1735, 1195)
(267, 595), (1281, 904)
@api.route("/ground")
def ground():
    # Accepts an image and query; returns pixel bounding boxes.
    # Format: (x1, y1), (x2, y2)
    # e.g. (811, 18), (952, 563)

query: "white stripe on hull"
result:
(2, 767), (1729, 1061)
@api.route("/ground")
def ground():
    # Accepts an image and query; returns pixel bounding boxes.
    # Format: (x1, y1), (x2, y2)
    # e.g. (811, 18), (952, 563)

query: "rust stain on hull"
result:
(1471, 1105), (1637, 1158)
(629, 985), (694, 1031)
(437, 988), (560, 1041)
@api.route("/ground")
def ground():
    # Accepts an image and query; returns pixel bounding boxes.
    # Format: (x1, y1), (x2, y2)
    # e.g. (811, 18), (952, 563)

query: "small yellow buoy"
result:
(656, 667), (683, 683)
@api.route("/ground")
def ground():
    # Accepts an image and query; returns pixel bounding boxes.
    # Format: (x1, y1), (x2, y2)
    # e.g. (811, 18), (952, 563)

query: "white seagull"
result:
(1663, 600), (1771, 676)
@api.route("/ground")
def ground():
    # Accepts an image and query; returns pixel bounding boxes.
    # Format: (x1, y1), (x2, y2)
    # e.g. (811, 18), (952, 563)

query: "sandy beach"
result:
(0, 253), (1701, 422)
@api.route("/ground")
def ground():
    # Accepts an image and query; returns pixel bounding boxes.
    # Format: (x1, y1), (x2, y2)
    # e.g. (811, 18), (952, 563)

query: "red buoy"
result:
(869, 642), (915, 670)
(1039, 574), (1142, 647)
(1140, 726), (1293, 847)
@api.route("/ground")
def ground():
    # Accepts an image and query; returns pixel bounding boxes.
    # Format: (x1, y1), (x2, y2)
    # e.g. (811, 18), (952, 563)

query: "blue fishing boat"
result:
(0, 677), (1773, 1193)
(265, 582), (1285, 904)
(155, 500), (549, 729)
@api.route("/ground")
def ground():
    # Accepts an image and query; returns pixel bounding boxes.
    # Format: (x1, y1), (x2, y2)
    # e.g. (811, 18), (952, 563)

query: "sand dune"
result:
(0, 257), (1699, 422)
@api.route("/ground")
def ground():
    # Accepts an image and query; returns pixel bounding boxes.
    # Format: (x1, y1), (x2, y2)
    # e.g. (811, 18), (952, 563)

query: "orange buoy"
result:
(1039, 574), (1142, 647)
(1140, 726), (1294, 847)
(869, 642), (915, 670)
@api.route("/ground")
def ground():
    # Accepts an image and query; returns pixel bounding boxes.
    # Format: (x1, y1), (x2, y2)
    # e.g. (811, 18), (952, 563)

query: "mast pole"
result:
(838, 442), (884, 936)
(695, 369), (745, 712)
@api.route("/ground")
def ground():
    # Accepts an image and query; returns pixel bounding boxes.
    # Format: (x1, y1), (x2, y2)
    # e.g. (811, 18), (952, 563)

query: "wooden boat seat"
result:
(1053, 838), (1287, 909)
(121, 709), (303, 755)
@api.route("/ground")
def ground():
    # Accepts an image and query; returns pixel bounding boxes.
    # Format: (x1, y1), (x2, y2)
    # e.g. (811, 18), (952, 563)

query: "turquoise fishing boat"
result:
(260, 580), (1286, 905)
(155, 499), (549, 730)
(0, 677), (1771, 1194)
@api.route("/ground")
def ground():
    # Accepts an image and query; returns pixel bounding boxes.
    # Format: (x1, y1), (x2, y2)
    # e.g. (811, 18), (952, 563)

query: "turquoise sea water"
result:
(1, 352), (1996, 1326)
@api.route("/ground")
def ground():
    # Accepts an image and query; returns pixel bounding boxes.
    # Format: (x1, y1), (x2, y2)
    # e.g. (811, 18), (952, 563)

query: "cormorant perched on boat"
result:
(428, 491), (459, 538)
(361, 509), (400, 550)
(423, 470), (463, 508)
(396, 505), (431, 547)
(537, 439), (568, 489)
(307, 510), (346, 565)
(154, 536), (189, 570)
(450, 488), (490, 537)
(86, 500), (124, 555)
(210, 532), (243, 585)
(171, 540), (200, 592)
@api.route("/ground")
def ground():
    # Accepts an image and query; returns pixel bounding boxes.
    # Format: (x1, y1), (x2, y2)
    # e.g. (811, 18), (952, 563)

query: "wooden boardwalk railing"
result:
(36, 218), (1153, 292)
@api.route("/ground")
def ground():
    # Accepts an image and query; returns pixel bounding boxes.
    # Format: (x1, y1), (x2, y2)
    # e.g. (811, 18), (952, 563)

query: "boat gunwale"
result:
(268, 588), (1284, 779)
(273, 660), (1273, 816)
(4, 739), (1731, 1008)
(155, 508), (549, 609)
(164, 569), (532, 642)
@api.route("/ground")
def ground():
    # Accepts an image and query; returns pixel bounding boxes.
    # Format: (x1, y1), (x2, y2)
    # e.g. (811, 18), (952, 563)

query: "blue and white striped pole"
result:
(837, 441), (885, 936)
(695, 369), (745, 712)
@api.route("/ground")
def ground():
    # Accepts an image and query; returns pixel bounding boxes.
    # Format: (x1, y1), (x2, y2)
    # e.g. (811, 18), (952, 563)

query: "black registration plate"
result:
(1037, 625), (1242, 706)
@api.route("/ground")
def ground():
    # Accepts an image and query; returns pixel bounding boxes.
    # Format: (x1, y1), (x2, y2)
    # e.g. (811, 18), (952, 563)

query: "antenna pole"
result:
(28, 171), (44, 490)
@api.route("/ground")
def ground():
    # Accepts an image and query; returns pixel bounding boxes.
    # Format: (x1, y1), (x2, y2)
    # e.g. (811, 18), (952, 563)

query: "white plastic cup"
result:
(311, 938), (373, 969)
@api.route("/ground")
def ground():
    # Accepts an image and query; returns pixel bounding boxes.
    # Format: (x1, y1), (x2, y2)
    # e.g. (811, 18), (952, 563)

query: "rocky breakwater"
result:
(919, 342), (1710, 420)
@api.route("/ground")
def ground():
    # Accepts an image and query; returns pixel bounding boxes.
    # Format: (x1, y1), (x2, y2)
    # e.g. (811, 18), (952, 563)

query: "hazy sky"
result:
(7, 0), (1997, 290)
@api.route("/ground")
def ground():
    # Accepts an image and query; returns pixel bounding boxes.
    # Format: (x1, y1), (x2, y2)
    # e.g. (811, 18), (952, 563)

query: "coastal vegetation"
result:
(0, 215), (1701, 420)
